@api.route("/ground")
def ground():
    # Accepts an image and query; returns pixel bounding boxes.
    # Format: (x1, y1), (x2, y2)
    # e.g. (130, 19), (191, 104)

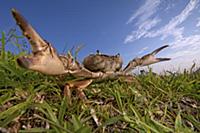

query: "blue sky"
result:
(1, 0), (200, 73)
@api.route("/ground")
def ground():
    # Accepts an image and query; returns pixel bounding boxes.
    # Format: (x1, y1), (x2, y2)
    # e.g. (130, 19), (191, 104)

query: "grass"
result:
(0, 30), (200, 133)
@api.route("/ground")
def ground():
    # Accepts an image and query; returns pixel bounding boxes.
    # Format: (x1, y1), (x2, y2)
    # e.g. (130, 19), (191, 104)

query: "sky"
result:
(1, 0), (200, 73)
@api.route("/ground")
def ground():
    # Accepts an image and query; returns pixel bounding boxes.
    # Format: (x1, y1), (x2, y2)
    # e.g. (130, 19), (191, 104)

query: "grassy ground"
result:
(0, 31), (200, 133)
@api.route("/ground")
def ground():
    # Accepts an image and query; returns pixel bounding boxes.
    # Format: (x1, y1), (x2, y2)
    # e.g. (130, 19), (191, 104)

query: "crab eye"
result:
(116, 53), (120, 56)
(96, 50), (100, 54)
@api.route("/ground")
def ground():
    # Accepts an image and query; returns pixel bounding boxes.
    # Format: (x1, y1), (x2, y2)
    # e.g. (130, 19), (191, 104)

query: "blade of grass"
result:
(58, 96), (67, 125)
(0, 95), (33, 120)
(114, 90), (123, 113)
(0, 110), (22, 127)
(175, 111), (182, 132)
(1, 31), (6, 60)
(150, 118), (173, 132)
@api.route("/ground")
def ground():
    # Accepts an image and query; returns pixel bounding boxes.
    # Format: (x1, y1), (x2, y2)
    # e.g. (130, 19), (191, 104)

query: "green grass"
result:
(0, 31), (200, 133)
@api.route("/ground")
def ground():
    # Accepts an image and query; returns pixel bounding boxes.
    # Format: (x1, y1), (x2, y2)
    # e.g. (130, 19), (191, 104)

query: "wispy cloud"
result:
(125, 0), (199, 43)
(125, 0), (161, 43)
(171, 34), (200, 49)
(127, 0), (161, 25)
(196, 17), (200, 27)
(146, 0), (199, 40)
(124, 18), (161, 43)
(163, 1), (176, 12)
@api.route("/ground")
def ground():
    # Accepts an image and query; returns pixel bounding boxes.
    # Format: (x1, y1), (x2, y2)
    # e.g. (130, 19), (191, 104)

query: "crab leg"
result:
(64, 79), (93, 104)
(123, 45), (170, 74)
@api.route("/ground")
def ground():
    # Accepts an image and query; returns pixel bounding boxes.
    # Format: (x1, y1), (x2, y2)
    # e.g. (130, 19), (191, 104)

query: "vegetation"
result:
(0, 30), (200, 133)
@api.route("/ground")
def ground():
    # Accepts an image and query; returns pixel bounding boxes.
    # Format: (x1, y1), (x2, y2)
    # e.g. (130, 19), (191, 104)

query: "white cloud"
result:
(127, 0), (161, 24)
(171, 34), (200, 49)
(196, 17), (200, 27)
(163, 0), (176, 12)
(125, 0), (161, 43)
(125, 0), (199, 43)
(124, 18), (161, 43)
(162, 34), (200, 62)
(146, 0), (199, 40)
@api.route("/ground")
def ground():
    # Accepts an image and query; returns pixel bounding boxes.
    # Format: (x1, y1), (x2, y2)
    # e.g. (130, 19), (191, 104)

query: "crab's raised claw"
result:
(150, 45), (169, 55)
(12, 9), (66, 75)
(11, 8), (47, 53)
(64, 79), (93, 104)
(140, 45), (170, 66)
(123, 45), (170, 74)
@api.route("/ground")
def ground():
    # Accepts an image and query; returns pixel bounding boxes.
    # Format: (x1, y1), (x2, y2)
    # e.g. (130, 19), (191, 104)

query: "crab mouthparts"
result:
(17, 56), (33, 69)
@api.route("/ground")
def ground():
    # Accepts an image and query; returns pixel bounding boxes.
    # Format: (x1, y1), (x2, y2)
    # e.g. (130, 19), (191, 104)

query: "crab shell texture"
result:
(83, 53), (123, 73)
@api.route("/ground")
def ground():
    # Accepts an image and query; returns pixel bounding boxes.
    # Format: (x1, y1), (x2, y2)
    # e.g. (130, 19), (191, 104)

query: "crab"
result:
(11, 9), (171, 102)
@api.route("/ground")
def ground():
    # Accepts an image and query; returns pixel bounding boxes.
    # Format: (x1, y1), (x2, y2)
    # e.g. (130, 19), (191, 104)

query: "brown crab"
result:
(11, 9), (170, 101)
